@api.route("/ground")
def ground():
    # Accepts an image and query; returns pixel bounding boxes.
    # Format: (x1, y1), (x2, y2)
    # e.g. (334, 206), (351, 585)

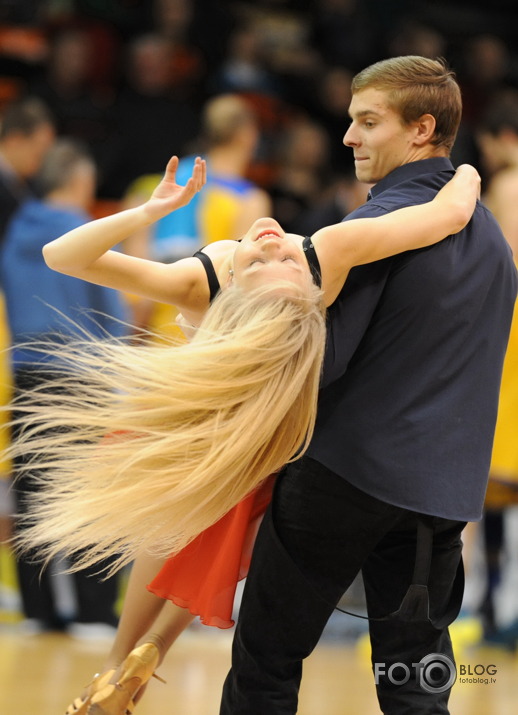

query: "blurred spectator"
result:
(154, 0), (195, 42)
(472, 91), (518, 647)
(28, 27), (115, 167)
(476, 89), (518, 186)
(447, 35), (514, 169)
(0, 10), (49, 88)
(270, 116), (332, 232)
(456, 35), (516, 128)
(306, 65), (355, 175)
(387, 18), (447, 59)
(99, 32), (201, 198)
(0, 96), (55, 241)
(150, 0), (207, 103)
(122, 93), (272, 335)
(310, 0), (378, 71)
(244, 6), (323, 112)
(156, 92), (271, 253)
(211, 18), (280, 97)
(289, 168), (369, 236)
(0, 96), (54, 591)
(0, 138), (128, 636)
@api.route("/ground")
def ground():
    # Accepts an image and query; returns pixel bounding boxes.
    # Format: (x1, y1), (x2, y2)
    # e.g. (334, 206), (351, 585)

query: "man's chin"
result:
(354, 162), (372, 183)
(355, 170), (374, 184)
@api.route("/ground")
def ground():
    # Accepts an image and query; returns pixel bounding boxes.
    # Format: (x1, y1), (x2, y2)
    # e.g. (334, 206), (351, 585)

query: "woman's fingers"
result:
(191, 157), (206, 192)
(164, 155), (180, 180)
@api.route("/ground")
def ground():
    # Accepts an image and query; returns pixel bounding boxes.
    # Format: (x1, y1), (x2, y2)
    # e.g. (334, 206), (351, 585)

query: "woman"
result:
(10, 156), (480, 714)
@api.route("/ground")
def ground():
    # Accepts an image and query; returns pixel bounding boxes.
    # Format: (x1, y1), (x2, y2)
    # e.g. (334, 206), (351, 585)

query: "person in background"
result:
(122, 92), (272, 335)
(0, 138), (128, 636)
(0, 96), (55, 607)
(0, 96), (55, 241)
(98, 32), (200, 200)
(269, 116), (332, 234)
(473, 91), (518, 648)
(124, 92), (271, 263)
(28, 27), (115, 169)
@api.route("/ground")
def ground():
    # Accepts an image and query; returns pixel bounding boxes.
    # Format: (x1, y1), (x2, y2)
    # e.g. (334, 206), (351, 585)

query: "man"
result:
(476, 91), (518, 248)
(0, 97), (55, 598)
(0, 96), (55, 241)
(1, 139), (128, 635)
(220, 56), (517, 714)
(471, 92), (518, 645)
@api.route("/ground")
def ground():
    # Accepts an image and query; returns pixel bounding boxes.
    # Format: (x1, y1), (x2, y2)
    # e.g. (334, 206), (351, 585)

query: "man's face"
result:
(343, 88), (419, 184)
(476, 130), (512, 176)
(18, 123), (55, 178)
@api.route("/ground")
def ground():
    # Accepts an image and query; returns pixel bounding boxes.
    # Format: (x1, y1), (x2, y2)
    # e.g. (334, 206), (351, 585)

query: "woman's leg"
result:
(100, 551), (170, 670)
(128, 599), (195, 706)
(67, 551), (195, 712)
(100, 551), (194, 672)
(134, 598), (195, 665)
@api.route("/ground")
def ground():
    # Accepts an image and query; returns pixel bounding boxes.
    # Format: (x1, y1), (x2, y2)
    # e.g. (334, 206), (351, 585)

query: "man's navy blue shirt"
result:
(307, 157), (518, 521)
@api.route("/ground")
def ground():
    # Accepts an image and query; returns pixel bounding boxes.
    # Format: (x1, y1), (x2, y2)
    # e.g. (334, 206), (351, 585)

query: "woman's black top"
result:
(193, 235), (322, 303)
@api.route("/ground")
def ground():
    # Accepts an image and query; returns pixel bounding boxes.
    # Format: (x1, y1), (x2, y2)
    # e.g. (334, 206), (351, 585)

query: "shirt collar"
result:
(369, 157), (455, 200)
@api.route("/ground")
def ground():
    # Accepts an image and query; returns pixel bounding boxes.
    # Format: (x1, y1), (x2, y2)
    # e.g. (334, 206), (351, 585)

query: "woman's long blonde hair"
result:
(10, 280), (326, 573)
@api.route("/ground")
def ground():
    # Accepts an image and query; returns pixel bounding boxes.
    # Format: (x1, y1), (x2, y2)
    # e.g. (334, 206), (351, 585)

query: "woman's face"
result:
(231, 218), (309, 291)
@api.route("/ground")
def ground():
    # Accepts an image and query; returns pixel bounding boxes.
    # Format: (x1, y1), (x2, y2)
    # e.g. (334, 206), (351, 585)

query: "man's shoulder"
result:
(348, 161), (453, 220)
(368, 176), (446, 216)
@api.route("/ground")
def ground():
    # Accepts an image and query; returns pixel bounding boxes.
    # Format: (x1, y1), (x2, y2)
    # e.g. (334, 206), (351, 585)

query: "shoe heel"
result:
(118, 642), (164, 689)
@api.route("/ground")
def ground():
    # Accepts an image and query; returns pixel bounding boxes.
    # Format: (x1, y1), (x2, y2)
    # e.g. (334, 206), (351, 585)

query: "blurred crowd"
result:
(0, 0), (518, 646)
(0, 0), (517, 207)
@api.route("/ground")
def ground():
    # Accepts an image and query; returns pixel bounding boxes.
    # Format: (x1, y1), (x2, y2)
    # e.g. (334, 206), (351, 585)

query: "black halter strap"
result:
(193, 250), (221, 302)
(302, 236), (322, 288)
(195, 238), (321, 299)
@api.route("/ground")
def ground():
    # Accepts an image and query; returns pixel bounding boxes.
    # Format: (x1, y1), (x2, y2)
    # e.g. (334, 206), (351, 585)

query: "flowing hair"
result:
(9, 280), (326, 574)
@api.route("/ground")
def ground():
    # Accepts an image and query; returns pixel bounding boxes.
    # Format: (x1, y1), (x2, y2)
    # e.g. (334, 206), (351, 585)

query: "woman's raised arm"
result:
(313, 164), (480, 299)
(42, 157), (209, 309)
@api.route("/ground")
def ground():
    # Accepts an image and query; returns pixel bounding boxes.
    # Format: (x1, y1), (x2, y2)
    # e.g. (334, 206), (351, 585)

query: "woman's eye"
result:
(282, 255), (296, 262)
(250, 258), (265, 266)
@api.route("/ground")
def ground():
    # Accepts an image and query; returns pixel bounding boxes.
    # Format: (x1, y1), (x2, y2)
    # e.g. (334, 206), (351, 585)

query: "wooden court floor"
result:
(0, 622), (516, 714)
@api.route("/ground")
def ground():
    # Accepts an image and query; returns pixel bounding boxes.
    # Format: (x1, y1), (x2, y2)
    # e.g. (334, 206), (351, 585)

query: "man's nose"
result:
(343, 125), (356, 146)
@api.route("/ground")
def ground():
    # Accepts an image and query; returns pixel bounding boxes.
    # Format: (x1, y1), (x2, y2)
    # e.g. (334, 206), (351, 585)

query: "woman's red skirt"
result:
(147, 475), (275, 628)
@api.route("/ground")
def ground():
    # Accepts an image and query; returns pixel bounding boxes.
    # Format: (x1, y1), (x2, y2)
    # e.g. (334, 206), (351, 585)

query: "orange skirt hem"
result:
(146, 475), (275, 629)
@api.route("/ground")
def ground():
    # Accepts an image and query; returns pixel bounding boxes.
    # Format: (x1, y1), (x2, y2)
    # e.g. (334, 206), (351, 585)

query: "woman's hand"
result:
(454, 163), (481, 199)
(42, 155), (209, 308)
(142, 156), (207, 224)
(432, 164), (481, 234)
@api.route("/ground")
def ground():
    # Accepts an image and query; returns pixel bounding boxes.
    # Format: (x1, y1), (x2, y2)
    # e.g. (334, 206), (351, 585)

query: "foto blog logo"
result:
(374, 653), (457, 694)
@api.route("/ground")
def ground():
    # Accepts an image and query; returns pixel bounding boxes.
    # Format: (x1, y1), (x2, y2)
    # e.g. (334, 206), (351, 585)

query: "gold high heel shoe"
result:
(65, 670), (116, 715)
(88, 643), (165, 715)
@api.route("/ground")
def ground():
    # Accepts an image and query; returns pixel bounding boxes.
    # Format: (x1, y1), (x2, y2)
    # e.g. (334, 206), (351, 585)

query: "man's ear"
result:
(414, 114), (436, 146)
